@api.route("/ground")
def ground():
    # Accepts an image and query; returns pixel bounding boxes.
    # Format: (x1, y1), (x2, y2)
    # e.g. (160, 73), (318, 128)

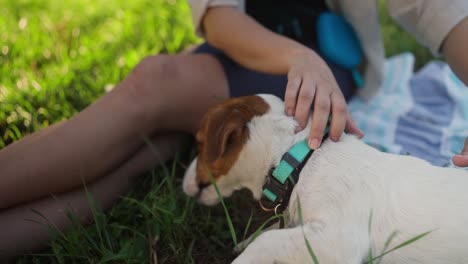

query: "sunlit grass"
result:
(0, 0), (198, 148)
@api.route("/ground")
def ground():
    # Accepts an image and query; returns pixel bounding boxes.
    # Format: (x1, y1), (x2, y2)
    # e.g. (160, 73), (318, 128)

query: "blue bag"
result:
(316, 12), (364, 88)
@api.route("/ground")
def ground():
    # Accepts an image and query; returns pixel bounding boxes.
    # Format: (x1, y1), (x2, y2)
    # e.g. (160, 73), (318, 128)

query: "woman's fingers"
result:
(293, 75), (317, 131)
(345, 112), (364, 138)
(284, 73), (302, 117)
(308, 86), (331, 149)
(452, 137), (468, 167)
(452, 155), (468, 167)
(328, 92), (347, 141)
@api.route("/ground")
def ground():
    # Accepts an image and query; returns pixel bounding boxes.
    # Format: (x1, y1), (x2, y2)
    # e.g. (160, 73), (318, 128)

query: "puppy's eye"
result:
(198, 182), (210, 191)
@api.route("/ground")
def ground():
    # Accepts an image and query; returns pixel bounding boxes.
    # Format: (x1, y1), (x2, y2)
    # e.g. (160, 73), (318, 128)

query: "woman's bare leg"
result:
(0, 53), (229, 208)
(0, 132), (189, 259)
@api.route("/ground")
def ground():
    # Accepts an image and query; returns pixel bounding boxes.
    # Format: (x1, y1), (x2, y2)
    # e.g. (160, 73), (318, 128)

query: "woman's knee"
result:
(114, 53), (228, 132)
(131, 54), (180, 83)
(117, 54), (182, 123)
(127, 54), (181, 101)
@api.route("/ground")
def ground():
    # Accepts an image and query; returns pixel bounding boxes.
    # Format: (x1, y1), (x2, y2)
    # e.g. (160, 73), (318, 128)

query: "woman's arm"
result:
(444, 17), (468, 167)
(202, 7), (363, 148)
(203, 7), (311, 74)
(442, 17), (468, 85)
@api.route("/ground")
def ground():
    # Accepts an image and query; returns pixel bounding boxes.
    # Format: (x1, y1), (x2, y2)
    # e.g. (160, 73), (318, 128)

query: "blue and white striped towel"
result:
(349, 53), (468, 167)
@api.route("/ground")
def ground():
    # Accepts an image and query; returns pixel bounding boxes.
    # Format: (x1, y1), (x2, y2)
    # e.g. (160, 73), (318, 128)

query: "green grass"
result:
(1, 0), (436, 263)
(0, 0), (198, 147)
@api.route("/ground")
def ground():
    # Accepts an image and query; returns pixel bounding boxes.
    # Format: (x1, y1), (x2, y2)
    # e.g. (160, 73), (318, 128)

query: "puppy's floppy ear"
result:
(195, 95), (270, 181)
(205, 108), (249, 163)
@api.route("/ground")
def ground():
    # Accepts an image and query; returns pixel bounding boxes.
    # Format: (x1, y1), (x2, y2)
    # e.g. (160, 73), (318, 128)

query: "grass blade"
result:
(369, 230), (433, 263)
(296, 196), (304, 226)
(242, 214), (283, 250)
(209, 172), (238, 246)
(368, 209), (374, 264)
(376, 231), (398, 264)
(28, 208), (68, 242)
(304, 237), (320, 264)
(242, 209), (254, 242)
(143, 137), (171, 180)
(82, 179), (105, 249)
(186, 239), (196, 263)
(296, 197), (319, 264)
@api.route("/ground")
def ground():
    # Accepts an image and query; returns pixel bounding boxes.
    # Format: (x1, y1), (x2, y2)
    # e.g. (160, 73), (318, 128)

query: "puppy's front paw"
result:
(233, 238), (250, 254)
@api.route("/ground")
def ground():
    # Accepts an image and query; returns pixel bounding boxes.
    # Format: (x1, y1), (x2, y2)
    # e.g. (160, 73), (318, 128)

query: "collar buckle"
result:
(258, 198), (281, 212)
(260, 139), (314, 213)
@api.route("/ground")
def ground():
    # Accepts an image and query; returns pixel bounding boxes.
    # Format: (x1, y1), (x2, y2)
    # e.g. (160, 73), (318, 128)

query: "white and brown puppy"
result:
(183, 94), (468, 264)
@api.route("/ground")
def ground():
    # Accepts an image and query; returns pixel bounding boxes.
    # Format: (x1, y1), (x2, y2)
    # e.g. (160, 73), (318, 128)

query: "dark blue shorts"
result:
(193, 42), (356, 101)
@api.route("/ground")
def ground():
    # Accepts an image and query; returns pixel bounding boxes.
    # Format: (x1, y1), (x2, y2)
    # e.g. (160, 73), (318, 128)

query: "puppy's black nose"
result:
(198, 182), (210, 192)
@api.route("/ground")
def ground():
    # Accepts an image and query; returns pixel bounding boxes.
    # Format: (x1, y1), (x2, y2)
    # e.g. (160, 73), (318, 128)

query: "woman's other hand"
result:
(452, 137), (468, 167)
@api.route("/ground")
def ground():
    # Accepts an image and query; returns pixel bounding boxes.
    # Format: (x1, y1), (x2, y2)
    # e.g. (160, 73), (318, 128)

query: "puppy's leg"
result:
(232, 222), (368, 264)
(234, 221), (281, 253)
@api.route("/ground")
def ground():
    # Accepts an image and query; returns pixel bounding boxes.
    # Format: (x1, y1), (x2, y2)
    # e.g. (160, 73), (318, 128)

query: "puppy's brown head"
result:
(196, 96), (269, 185)
(183, 95), (272, 204)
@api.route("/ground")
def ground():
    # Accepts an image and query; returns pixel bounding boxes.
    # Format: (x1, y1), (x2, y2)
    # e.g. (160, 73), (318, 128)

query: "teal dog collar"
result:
(262, 140), (311, 203)
(260, 129), (329, 212)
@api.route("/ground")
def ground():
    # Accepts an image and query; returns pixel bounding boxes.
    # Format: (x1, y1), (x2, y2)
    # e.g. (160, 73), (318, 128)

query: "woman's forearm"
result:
(443, 17), (468, 85)
(203, 6), (317, 75)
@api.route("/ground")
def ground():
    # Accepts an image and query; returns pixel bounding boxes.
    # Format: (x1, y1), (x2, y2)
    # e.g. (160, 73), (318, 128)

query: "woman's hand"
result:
(284, 50), (364, 149)
(452, 137), (468, 167)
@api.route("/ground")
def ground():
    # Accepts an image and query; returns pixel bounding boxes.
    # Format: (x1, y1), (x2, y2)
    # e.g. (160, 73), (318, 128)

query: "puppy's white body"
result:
(183, 94), (468, 263)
